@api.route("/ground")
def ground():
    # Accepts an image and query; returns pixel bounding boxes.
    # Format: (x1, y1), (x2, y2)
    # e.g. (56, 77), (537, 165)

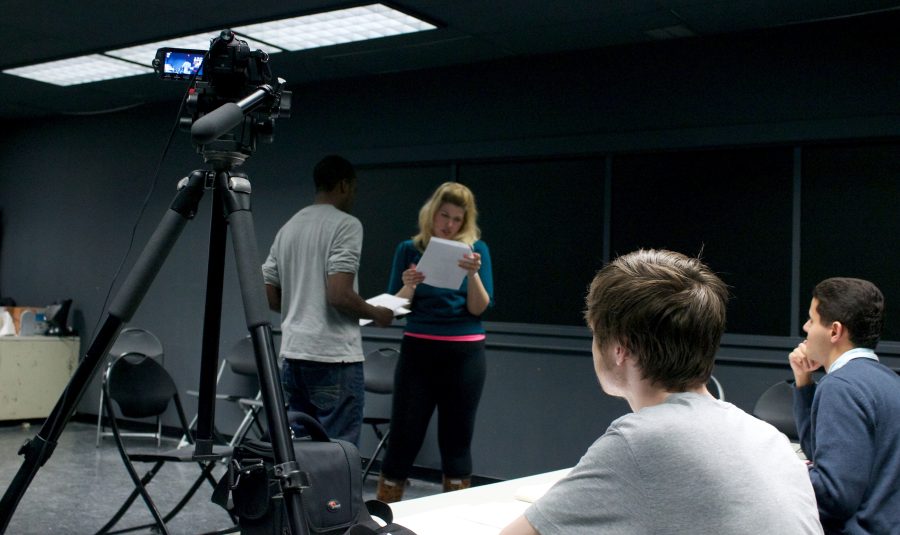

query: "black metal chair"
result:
(361, 347), (399, 482)
(97, 352), (233, 535)
(96, 327), (165, 447)
(219, 336), (266, 447)
(752, 380), (799, 441)
(708, 374), (726, 401)
(183, 335), (265, 448)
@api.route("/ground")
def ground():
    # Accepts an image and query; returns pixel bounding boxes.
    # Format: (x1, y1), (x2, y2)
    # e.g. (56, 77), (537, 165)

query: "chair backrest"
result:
(708, 375), (726, 401)
(752, 380), (798, 441)
(225, 335), (258, 377)
(106, 352), (177, 419)
(110, 327), (163, 359)
(364, 347), (399, 395)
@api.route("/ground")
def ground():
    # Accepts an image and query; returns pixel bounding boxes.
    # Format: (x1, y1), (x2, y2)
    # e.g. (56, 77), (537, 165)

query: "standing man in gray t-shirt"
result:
(262, 155), (393, 445)
(501, 249), (823, 535)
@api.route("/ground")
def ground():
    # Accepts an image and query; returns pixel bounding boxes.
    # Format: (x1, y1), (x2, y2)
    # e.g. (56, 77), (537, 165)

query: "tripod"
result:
(0, 142), (308, 534)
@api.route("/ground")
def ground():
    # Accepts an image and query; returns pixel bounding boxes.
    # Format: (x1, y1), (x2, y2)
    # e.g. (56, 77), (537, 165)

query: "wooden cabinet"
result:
(0, 337), (79, 421)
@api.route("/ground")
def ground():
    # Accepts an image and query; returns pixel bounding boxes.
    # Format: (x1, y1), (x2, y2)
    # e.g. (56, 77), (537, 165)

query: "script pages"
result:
(359, 294), (411, 326)
(415, 237), (473, 290)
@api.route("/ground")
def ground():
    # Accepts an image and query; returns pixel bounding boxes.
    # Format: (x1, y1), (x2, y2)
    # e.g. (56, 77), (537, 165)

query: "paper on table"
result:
(360, 293), (411, 326)
(416, 236), (473, 290)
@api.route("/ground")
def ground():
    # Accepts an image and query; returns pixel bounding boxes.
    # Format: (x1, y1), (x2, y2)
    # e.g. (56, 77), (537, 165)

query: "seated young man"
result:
(501, 249), (822, 535)
(789, 277), (900, 534)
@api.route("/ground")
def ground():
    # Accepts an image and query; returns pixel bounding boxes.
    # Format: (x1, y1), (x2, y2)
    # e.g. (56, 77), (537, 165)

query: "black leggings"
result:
(380, 336), (486, 480)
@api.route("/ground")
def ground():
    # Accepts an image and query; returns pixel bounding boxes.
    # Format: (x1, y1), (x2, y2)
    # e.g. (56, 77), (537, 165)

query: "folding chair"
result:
(223, 336), (266, 446)
(361, 347), (399, 482)
(708, 374), (726, 401)
(97, 352), (233, 535)
(96, 327), (165, 447)
(752, 380), (799, 441)
(183, 335), (265, 448)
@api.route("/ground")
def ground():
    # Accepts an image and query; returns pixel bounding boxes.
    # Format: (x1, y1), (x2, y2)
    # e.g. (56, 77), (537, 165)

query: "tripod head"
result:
(154, 29), (292, 169)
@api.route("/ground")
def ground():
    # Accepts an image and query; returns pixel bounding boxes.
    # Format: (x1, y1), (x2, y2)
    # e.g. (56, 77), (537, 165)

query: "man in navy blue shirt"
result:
(790, 277), (900, 534)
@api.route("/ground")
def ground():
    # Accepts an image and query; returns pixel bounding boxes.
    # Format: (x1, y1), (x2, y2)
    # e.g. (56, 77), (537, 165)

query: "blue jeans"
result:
(281, 359), (364, 446)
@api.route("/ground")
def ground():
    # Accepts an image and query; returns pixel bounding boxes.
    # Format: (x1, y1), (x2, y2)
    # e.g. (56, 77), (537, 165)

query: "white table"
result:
(386, 443), (808, 533)
(388, 468), (571, 534)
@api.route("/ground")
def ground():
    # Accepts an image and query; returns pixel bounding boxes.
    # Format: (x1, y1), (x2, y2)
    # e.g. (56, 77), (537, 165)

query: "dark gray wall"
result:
(2, 14), (900, 479)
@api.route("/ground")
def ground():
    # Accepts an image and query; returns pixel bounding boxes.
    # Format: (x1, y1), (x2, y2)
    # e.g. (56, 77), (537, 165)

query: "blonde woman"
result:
(376, 182), (494, 502)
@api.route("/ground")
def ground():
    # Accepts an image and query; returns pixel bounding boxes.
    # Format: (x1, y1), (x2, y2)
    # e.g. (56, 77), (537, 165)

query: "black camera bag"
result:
(213, 412), (416, 535)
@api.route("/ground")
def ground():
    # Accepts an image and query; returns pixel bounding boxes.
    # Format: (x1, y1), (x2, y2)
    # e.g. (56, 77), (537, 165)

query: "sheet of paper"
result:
(360, 293), (411, 326)
(416, 236), (473, 290)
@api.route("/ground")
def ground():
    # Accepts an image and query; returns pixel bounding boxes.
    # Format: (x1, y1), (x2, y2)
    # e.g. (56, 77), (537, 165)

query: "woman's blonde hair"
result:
(412, 181), (481, 250)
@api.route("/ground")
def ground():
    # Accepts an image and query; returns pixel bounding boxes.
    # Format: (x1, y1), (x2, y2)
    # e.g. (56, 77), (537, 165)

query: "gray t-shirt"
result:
(526, 392), (823, 535)
(262, 204), (364, 363)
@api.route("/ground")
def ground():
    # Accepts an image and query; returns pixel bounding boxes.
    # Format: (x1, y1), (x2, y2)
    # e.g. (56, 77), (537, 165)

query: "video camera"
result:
(152, 30), (292, 164)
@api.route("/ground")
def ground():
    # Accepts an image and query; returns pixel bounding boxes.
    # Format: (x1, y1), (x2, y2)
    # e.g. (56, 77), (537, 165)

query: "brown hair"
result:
(585, 249), (728, 391)
(813, 277), (884, 350)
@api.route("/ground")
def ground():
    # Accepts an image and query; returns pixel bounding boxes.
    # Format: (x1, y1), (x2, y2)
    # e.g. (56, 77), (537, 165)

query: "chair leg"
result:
(103, 394), (170, 535)
(99, 461), (227, 535)
(158, 461), (219, 524)
(95, 461), (167, 535)
(96, 390), (104, 447)
(362, 429), (390, 482)
(229, 406), (260, 447)
(251, 414), (266, 437)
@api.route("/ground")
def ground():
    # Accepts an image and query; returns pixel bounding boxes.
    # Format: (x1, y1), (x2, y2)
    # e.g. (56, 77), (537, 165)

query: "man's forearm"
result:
(326, 272), (383, 319)
(330, 287), (379, 319)
(265, 284), (281, 312)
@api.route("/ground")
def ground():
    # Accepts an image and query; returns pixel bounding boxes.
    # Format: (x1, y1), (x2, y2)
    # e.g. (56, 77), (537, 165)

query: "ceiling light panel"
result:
(233, 3), (436, 51)
(3, 55), (153, 86)
(107, 33), (282, 66)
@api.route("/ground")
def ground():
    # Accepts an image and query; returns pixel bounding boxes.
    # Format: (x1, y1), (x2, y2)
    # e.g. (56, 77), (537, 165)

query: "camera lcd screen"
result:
(158, 49), (205, 79)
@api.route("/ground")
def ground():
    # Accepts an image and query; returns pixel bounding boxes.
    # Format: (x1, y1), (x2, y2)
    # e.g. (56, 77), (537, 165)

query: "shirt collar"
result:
(828, 347), (879, 374)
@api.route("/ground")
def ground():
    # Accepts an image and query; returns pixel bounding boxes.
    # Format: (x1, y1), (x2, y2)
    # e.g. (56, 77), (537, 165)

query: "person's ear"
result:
(831, 321), (846, 343)
(613, 343), (629, 366)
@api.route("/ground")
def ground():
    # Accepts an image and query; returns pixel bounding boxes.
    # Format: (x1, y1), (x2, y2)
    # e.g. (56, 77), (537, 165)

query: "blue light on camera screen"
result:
(163, 51), (204, 76)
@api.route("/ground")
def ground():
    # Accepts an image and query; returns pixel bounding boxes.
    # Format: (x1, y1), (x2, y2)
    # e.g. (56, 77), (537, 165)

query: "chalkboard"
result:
(801, 142), (900, 340)
(611, 147), (794, 336)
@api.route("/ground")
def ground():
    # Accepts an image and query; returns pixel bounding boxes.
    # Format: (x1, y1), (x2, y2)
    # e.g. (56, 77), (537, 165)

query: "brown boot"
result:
(376, 475), (406, 503)
(442, 475), (472, 493)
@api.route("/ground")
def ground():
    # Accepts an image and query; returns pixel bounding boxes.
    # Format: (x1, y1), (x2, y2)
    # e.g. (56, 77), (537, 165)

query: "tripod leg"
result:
(191, 176), (229, 458)
(0, 171), (208, 532)
(218, 172), (309, 535)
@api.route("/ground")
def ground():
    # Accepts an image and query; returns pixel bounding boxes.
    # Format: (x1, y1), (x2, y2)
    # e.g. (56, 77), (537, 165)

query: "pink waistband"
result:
(404, 332), (486, 342)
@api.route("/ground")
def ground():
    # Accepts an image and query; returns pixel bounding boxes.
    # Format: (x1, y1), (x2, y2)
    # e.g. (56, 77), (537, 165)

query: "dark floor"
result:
(0, 420), (441, 534)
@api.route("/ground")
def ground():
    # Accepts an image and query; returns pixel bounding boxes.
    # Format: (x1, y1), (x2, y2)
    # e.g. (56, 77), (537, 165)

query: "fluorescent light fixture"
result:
(3, 54), (153, 86)
(107, 33), (283, 66)
(233, 3), (436, 51)
(4, 3), (435, 87)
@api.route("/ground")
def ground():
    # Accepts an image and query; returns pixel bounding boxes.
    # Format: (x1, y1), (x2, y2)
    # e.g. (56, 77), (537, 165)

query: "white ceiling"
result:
(2, 0), (898, 119)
